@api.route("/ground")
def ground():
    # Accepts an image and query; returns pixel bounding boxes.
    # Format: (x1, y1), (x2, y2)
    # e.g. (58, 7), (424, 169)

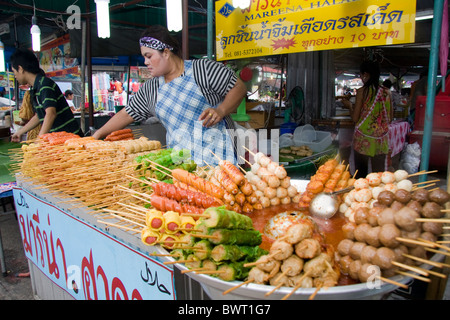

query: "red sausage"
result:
(145, 236), (158, 245)
(151, 218), (163, 229)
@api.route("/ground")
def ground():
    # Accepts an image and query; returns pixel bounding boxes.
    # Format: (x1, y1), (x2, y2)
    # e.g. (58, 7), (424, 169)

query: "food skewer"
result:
(308, 283), (323, 300)
(378, 276), (410, 289)
(222, 279), (253, 295)
(281, 271), (312, 300)
(395, 271), (431, 283)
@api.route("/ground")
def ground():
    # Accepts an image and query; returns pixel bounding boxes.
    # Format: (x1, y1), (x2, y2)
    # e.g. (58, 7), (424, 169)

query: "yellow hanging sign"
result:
(215, 0), (416, 61)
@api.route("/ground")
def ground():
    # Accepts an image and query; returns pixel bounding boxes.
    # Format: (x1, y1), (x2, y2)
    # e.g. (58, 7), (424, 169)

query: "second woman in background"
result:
(344, 60), (393, 178)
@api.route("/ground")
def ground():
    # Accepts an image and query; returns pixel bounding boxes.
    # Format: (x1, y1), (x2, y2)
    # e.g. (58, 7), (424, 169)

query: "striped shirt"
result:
(30, 74), (81, 135)
(126, 59), (237, 120)
(125, 58), (241, 161)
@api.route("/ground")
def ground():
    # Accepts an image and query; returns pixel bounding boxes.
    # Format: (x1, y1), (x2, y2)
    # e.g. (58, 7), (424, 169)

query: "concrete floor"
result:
(0, 203), (34, 300)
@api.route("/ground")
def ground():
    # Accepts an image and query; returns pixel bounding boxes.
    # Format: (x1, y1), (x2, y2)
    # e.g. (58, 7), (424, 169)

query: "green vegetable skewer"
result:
(210, 244), (267, 262)
(201, 206), (254, 230)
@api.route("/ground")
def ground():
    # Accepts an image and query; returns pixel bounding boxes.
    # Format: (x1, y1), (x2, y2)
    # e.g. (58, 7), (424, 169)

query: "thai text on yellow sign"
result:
(215, 0), (416, 61)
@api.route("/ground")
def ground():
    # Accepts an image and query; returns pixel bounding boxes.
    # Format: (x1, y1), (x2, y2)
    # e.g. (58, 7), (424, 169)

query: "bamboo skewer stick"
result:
(223, 279), (253, 295)
(395, 271), (431, 283)
(194, 269), (227, 275)
(413, 179), (441, 186)
(419, 238), (450, 252)
(412, 183), (436, 190)
(408, 170), (438, 177)
(265, 283), (283, 297)
(402, 253), (445, 269)
(163, 259), (195, 265)
(308, 283), (323, 300)
(97, 220), (140, 232)
(378, 276), (410, 289)
(281, 271), (312, 300)
(190, 234), (219, 240)
(416, 218), (450, 223)
(425, 247), (450, 257)
(395, 237), (437, 248)
(391, 261), (429, 276)
(181, 268), (208, 274)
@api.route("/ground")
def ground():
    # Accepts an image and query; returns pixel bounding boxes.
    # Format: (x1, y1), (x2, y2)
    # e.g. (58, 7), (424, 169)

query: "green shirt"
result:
(30, 74), (81, 135)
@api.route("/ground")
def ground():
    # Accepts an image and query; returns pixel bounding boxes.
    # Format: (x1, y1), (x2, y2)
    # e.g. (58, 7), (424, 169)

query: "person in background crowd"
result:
(64, 89), (78, 112)
(9, 48), (82, 142)
(382, 79), (401, 109)
(342, 60), (393, 178)
(92, 25), (247, 165)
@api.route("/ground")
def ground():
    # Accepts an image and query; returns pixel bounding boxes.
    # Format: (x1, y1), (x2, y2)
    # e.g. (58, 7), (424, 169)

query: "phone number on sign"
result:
(233, 48), (264, 57)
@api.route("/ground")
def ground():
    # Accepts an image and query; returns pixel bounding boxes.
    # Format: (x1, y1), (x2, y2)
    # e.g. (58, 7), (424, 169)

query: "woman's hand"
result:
(199, 108), (224, 128)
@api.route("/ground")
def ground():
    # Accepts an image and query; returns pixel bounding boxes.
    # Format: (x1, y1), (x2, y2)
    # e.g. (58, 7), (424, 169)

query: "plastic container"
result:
(279, 133), (294, 148)
(293, 124), (316, 143)
(280, 122), (297, 135)
(294, 130), (332, 152)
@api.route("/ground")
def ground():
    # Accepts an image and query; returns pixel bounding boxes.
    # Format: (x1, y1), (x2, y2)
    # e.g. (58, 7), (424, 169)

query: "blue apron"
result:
(155, 60), (236, 166)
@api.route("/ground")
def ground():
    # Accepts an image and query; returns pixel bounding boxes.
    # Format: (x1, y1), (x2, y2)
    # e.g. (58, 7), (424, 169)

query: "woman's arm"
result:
(92, 108), (135, 139)
(351, 87), (364, 123)
(199, 78), (247, 127)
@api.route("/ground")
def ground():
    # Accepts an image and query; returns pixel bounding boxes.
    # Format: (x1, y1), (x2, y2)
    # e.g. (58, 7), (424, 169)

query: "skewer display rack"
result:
(12, 174), (448, 300)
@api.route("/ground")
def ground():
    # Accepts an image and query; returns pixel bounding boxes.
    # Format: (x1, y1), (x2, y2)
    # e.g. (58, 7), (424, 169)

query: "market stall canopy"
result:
(0, 0), (210, 57)
(0, 1), (447, 72)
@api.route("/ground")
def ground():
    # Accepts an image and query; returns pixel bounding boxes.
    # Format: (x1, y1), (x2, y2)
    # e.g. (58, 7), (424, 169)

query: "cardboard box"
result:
(237, 110), (275, 129)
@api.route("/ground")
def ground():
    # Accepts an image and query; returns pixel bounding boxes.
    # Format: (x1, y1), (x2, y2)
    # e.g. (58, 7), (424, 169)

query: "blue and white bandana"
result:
(139, 37), (173, 51)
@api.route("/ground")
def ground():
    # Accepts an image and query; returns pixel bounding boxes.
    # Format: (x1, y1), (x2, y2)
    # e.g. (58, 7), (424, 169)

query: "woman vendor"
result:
(92, 25), (247, 165)
(342, 60), (393, 178)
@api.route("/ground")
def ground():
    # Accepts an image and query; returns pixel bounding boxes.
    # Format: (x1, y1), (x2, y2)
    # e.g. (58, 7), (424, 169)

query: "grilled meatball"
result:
(377, 208), (396, 226)
(281, 255), (304, 277)
(428, 188), (450, 205)
(365, 226), (381, 247)
(392, 244), (408, 263)
(372, 247), (396, 270)
(348, 259), (362, 280)
(395, 189), (412, 204)
(411, 188), (429, 204)
(422, 201), (444, 219)
(354, 223), (371, 243)
(420, 231), (437, 243)
(255, 255), (281, 277)
(379, 223), (401, 248)
(358, 263), (379, 283)
(377, 190), (396, 206)
(342, 221), (357, 240)
(354, 207), (370, 225)
(337, 239), (354, 256)
(390, 200), (404, 211)
(367, 206), (383, 227)
(248, 267), (270, 284)
(401, 228), (422, 248)
(295, 238), (321, 259)
(408, 246), (427, 266)
(284, 222), (313, 245)
(394, 206), (420, 231)
(288, 273), (313, 288)
(360, 245), (377, 264)
(339, 255), (353, 274)
(406, 200), (423, 214)
(270, 240), (294, 260)
(422, 221), (443, 235)
(349, 241), (366, 260)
